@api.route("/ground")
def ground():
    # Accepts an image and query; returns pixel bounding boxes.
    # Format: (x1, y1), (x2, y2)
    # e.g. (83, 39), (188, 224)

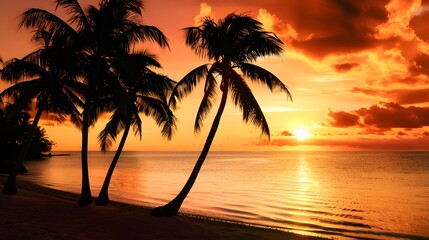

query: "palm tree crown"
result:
(172, 13), (291, 136)
(98, 52), (176, 152)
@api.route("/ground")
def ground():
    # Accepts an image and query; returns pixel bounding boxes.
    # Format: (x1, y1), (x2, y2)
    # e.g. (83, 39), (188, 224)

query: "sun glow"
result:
(294, 128), (311, 141)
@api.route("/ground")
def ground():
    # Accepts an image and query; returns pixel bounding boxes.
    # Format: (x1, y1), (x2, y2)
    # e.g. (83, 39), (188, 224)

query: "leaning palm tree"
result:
(152, 13), (292, 216)
(20, 0), (170, 205)
(1, 28), (85, 194)
(95, 52), (176, 205)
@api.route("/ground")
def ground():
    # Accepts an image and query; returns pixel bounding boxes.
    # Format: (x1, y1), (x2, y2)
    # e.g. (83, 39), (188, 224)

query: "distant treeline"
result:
(0, 104), (53, 161)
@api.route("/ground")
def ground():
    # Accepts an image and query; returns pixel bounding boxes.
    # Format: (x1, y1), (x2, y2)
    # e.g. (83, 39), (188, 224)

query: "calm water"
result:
(19, 151), (429, 239)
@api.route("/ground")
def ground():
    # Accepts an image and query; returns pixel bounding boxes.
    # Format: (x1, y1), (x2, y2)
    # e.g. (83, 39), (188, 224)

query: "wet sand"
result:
(0, 176), (325, 239)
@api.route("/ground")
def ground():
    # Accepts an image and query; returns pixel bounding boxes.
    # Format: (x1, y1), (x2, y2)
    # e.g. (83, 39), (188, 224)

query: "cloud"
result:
(257, 9), (297, 41)
(327, 109), (360, 128)
(258, 1), (429, 85)
(351, 87), (429, 104)
(262, 0), (391, 59)
(397, 131), (408, 136)
(356, 102), (429, 129)
(194, 3), (214, 26)
(410, 2), (429, 41)
(386, 88), (429, 105)
(327, 102), (429, 130)
(409, 53), (429, 77)
(333, 62), (360, 73)
(279, 130), (294, 137)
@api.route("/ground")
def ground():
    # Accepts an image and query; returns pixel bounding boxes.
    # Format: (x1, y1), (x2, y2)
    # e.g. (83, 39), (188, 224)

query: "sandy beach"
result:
(0, 176), (325, 240)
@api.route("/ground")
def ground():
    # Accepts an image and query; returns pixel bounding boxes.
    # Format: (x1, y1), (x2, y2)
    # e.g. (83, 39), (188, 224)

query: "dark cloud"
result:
(356, 102), (429, 129)
(391, 89), (429, 104)
(333, 62), (360, 73)
(271, 0), (390, 58)
(409, 54), (429, 77)
(327, 109), (360, 127)
(327, 102), (429, 130)
(410, 5), (429, 41)
(397, 131), (408, 136)
(291, 33), (381, 59)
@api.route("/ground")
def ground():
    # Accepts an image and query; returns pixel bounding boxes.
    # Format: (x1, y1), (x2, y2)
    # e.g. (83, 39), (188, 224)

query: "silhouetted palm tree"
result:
(95, 52), (176, 205)
(152, 13), (292, 216)
(1, 28), (84, 194)
(20, 0), (169, 205)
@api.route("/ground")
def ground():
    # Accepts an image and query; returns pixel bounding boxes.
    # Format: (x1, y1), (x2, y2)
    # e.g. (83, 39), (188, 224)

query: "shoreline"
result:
(0, 175), (326, 240)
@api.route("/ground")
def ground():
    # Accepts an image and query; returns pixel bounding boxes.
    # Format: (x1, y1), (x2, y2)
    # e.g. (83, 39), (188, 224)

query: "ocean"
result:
(20, 151), (429, 239)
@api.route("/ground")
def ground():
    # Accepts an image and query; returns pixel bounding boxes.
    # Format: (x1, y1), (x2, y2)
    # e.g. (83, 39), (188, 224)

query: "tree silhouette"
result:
(1, 28), (84, 194)
(152, 13), (292, 216)
(0, 104), (53, 162)
(20, 0), (169, 205)
(95, 52), (176, 205)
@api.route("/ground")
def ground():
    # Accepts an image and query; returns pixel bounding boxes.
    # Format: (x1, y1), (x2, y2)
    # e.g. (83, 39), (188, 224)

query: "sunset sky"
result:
(1, 0), (428, 151)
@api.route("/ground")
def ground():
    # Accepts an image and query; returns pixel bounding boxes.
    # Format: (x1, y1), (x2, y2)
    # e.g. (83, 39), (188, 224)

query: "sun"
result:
(294, 128), (311, 141)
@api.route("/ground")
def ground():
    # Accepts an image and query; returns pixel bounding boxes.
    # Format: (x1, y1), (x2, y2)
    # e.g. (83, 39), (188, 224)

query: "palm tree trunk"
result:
(2, 106), (44, 195)
(152, 88), (228, 217)
(78, 104), (92, 206)
(95, 122), (131, 206)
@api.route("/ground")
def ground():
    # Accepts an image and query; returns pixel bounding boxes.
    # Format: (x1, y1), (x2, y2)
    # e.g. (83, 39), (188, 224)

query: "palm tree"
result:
(152, 13), (292, 216)
(20, 0), (170, 205)
(1, 28), (85, 194)
(94, 52), (176, 205)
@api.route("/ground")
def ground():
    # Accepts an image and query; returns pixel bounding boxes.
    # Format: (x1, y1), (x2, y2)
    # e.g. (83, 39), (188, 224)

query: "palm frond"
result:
(184, 26), (207, 58)
(131, 113), (143, 140)
(100, 0), (144, 17)
(47, 83), (84, 127)
(194, 67), (218, 133)
(238, 63), (292, 101)
(62, 79), (88, 106)
(169, 64), (209, 109)
(1, 59), (44, 83)
(60, 88), (83, 128)
(123, 0), (144, 16)
(128, 25), (170, 49)
(137, 74), (173, 101)
(238, 31), (283, 62)
(98, 108), (125, 151)
(19, 8), (78, 39)
(55, 0), (90, 31)
(132, 50), (161, 68)
(0, 79), (43, 108)
(228, 70), (270, 139)
(138, 96), (176, 140)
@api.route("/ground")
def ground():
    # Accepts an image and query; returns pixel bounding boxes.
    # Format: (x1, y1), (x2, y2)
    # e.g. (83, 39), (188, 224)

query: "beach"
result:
(0, 176), (324, 240)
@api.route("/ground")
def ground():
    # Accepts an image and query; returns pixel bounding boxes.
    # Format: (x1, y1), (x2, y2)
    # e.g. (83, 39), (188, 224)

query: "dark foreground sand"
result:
(0, 176), (326, 240)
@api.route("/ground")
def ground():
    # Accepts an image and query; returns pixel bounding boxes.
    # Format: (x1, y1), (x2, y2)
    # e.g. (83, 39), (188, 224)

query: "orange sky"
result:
(1, 0), (429, 151)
